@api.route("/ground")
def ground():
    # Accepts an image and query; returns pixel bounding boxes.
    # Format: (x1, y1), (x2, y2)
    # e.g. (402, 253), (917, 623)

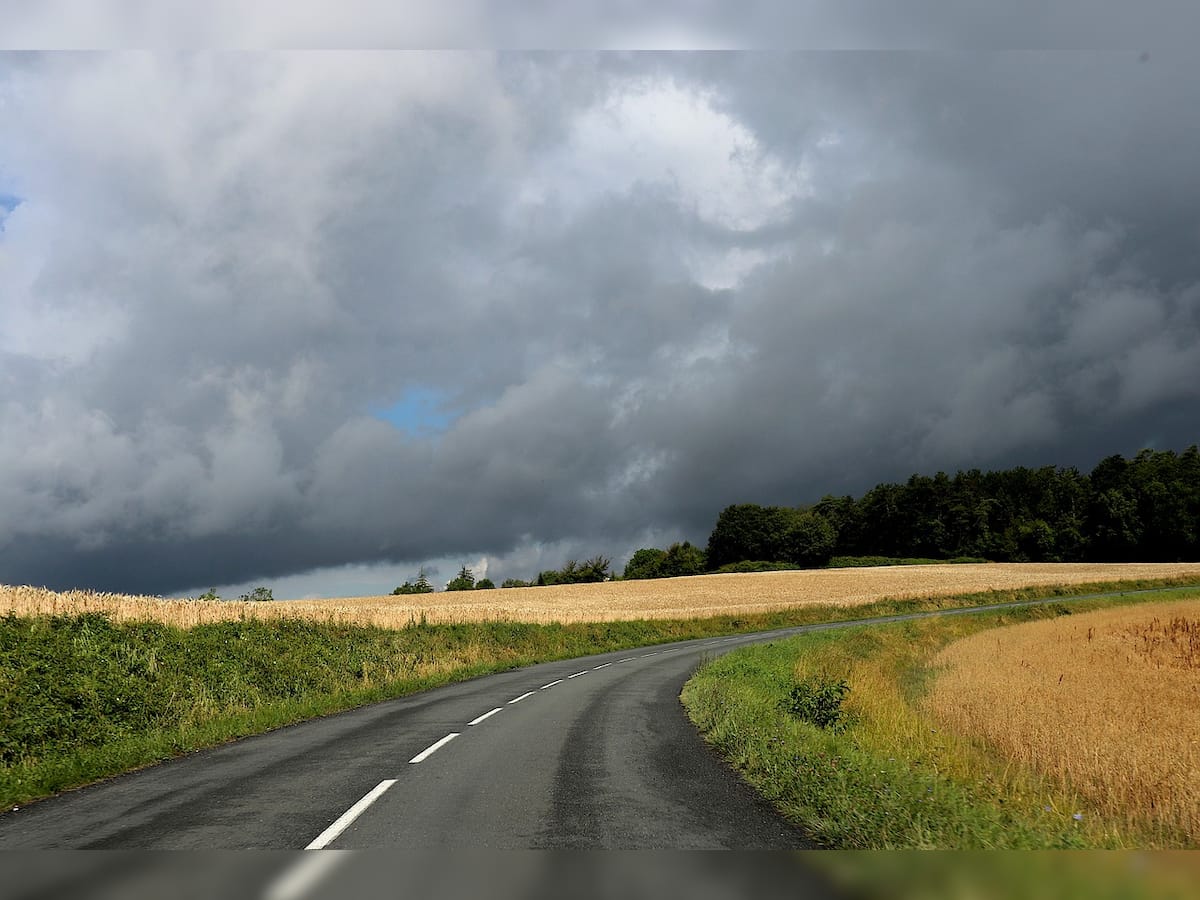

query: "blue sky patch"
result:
(374, 386), (457, 436)
(0, 193), (20, 232)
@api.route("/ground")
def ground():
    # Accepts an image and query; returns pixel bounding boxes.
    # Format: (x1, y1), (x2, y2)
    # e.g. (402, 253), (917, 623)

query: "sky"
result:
(2, 5), (1199, 598)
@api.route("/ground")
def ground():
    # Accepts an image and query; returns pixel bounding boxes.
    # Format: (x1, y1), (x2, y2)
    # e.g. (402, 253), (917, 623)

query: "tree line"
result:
(389, 446), (1199, 591)
(626, 446), (1200, 578)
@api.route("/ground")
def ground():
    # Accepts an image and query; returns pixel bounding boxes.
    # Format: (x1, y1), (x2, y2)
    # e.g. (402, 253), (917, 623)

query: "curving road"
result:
(0, 630), (809, 852)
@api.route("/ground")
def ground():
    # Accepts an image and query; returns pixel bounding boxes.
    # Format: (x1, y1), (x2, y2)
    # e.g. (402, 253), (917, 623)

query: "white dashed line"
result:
(539, 679), (563, 690)
(593, 663), (612, 669)
(265, 850), (347, 899)
(567, 670), (588, 679)
(409, 733), (459, 763)
(616, 658), (634, 663)
(509, 691), (535, 704)
(468, 708), (502, 726)
(305, 780), (396, 849)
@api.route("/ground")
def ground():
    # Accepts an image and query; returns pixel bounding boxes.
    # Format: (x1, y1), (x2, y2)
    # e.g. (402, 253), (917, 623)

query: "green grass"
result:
(681, 586), (1200, 849)
(3, 574), (1198, 812)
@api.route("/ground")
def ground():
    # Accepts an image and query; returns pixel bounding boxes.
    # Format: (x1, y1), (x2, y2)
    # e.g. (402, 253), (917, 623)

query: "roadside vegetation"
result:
(681, 586), (1200, 848)
(5, 576), (1197, 812)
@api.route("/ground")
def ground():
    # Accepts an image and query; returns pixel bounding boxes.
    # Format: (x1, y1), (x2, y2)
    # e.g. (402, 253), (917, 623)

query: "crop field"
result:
(5, 562), (1200, 627)
(928, 598), (1200, 840)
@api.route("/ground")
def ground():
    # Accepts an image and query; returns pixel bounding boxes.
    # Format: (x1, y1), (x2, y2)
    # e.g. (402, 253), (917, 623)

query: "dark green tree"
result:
(624, 547), (667, 580)
(658, 541), (707, 577)
(705, 504), (793, 570)
(785, 511), (837, 568)
(445, 565), (476, 591)
(393, 567), (434, 595)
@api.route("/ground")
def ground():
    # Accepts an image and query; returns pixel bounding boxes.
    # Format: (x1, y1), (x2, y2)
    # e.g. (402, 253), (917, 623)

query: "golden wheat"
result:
(927, 598), (1200, 840)
(3, 562), (1200, 629)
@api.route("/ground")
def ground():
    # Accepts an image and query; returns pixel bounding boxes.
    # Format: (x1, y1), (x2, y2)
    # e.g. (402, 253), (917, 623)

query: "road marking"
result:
(468, 708), (502, 726)
(567, 670), (588, 678)
(593, 663), (612, 669)
(509, 691), (535, 704)
(540, 679), (563, 689)
(266, 849), (349, 899)
(617, 657), (634, 663)
(305, 780), (396, 849)
(409, 732), (460, 763)
(661, 649), (677, 653)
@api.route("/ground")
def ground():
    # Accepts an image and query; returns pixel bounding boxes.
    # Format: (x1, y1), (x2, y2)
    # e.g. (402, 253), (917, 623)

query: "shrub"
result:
(785, 674), (850, 730)
(238, 587), (273, 602)
(501, 578), (531, 588)
(475, 578), (495, 590)
(715, 560), (800, 574)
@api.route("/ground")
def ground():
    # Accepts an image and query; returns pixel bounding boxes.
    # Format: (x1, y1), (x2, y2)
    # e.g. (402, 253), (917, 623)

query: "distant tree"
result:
(393, 567), (435, 595)
(501, 578), (532, 588)
(658, 541), (707, 577)
(239, 586), (273, 602)
(624, 547), (667, 580)
(194, 588), (219, 602)
(475, 578), (495, 590)
(445, 565), (476, 591)
(537, 555), (612, 585)
(785, 511), (837, 568)
(578, 555), (611, 582)
(705, 504), (794, 570)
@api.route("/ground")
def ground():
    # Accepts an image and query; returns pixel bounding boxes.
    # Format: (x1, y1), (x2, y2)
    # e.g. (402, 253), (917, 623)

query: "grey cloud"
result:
(2, 47), (1199, 594)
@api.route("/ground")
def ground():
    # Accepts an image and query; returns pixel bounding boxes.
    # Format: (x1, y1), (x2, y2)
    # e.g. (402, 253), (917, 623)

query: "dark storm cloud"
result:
(1, 42), (1198, 594)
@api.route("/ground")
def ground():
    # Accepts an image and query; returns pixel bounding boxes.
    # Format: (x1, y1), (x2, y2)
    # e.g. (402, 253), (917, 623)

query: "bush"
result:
(238, 587), (273, 602)
(715, 560), (800, 573)
(785, 674), (849, 730)
(475, 578), (495, 590)
(501, 579), (531, 588)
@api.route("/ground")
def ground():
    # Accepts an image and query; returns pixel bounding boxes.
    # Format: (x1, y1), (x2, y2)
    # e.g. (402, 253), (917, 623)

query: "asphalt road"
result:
(0, 629), (811, 852)
(1, 588), (1186, 898)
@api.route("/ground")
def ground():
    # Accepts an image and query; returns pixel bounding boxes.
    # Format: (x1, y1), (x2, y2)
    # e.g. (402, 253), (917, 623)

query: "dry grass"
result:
(3, 562), (1200, 629)
(927, 597), (1200, 841)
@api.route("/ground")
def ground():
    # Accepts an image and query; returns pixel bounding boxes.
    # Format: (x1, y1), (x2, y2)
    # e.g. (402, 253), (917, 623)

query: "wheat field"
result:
(927, 596), (1200, 841)
(4, 562), (1200, 628)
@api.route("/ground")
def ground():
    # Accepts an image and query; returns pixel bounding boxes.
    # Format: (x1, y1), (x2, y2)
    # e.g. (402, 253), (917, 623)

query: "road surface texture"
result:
(1, 588), (1182, 899)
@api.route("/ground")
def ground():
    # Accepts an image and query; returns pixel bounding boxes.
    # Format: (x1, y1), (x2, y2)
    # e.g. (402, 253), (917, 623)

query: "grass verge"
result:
(681, 585), (1200, 848)
(3, 575), (1198, 812)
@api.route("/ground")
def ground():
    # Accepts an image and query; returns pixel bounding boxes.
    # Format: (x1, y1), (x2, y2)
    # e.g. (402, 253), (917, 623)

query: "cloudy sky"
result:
(2, 6), (1198, 597)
